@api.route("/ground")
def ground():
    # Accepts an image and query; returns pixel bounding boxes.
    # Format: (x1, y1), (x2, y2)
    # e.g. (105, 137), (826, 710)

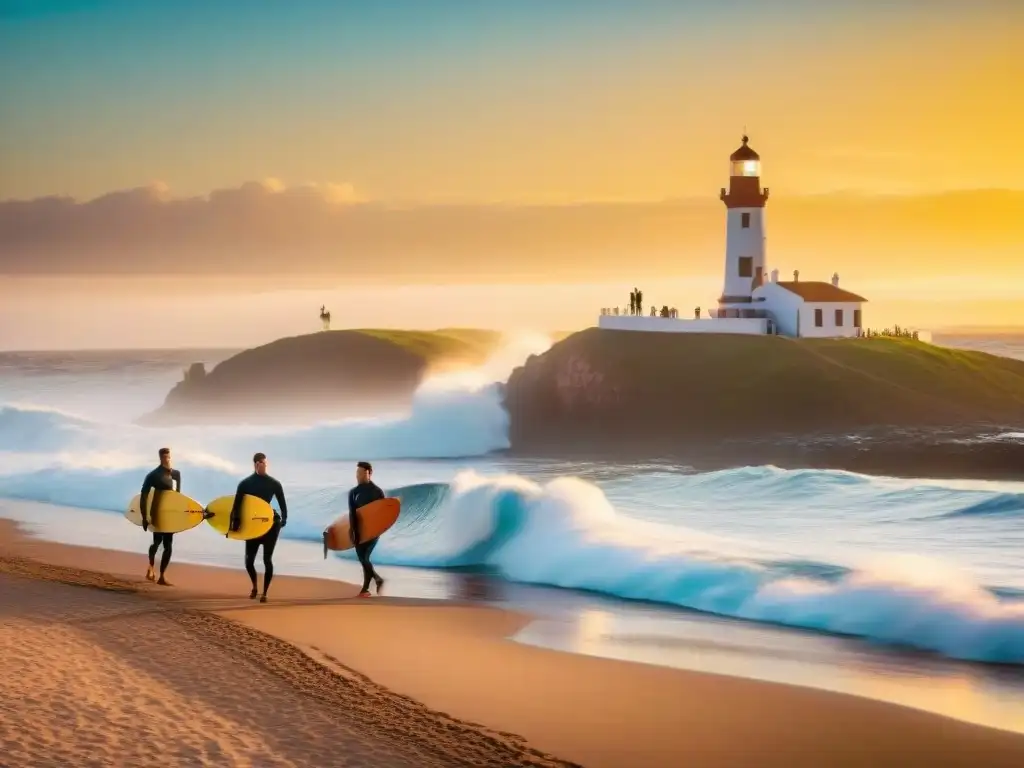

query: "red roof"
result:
(775, 281), (867, 303)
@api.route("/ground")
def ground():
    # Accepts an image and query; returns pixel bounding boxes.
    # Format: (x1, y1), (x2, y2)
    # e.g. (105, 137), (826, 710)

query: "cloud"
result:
(249, 178), (363, 203)
(1, 181), (1022, 279)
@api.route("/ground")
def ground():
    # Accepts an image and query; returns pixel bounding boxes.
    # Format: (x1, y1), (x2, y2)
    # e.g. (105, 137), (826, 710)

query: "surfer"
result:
(230, 452), (288, 603)
(348, 460), (386, 597)
(140, 447), (182, 586)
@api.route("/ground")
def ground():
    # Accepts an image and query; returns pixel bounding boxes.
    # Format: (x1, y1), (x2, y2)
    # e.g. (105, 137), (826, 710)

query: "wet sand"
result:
(4, 516), (1024, 767)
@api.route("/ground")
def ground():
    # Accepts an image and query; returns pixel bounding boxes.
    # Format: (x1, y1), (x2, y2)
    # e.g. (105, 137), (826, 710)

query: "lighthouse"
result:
(718, 135), (769, 307)
(597, 135), (874, 339)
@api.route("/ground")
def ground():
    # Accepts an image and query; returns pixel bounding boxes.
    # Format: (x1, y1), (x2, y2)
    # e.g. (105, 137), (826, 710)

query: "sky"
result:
(1, 0), (1022, 346)
(2, 0), (1022, 202)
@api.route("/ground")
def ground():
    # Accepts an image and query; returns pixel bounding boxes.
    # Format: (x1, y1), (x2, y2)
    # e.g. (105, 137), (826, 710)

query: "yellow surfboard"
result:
(125, 490), (206, 534)
(204, 494), (276, 541)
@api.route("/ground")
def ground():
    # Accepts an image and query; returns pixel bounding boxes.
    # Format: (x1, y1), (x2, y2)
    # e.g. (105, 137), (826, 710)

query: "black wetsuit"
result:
(349, 480), (385, 592)
(231, 472), (288, 596)
(140, 466), (181, 576)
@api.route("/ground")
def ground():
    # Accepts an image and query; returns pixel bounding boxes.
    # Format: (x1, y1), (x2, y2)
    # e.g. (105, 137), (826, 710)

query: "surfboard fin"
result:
(322, 530), (329, 560)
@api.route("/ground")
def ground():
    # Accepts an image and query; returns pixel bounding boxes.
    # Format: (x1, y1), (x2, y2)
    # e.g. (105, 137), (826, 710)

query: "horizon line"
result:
(5, 184), (1024, 208)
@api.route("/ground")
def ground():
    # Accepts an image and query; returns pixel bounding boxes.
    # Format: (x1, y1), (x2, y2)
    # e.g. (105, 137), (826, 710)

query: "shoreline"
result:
(5, 520), (1024, 765)
(0, 519), (573, 768)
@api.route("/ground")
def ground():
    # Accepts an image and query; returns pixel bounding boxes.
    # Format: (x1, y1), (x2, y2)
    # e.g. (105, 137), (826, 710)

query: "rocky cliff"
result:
(140, 328), (502, 425)
(503, 328), (1024, 478)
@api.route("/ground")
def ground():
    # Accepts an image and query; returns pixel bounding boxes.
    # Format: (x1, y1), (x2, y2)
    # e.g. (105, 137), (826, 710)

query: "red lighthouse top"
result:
(730, 135), (760, 163)
(720, 135), (769, 209)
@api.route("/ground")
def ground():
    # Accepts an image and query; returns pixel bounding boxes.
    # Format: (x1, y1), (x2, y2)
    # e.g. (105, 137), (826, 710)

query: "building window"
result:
(738, 256), (753, 278)
(835, 308), (843, 326)
(814, 308), (823, 327)
(741, 212), (750, 229)
(853, 309), (862, 328)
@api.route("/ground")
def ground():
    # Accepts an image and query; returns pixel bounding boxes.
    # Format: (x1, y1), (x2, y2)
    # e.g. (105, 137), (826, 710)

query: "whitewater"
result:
(1, 339), (1024, 668)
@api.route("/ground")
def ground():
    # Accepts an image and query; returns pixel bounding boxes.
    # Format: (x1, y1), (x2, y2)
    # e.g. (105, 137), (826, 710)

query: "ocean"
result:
(2, 333), (1024, 730)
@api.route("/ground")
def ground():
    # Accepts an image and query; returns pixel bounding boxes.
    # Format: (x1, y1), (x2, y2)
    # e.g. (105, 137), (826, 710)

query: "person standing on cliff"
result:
(139, 447), (181, 586)
(636, 288), (643, 314)
(347, 460), (386, 598)
(629, 289), (636, 315)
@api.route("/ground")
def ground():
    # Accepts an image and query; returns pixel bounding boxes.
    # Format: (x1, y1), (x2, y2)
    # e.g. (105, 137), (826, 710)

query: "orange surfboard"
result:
(323, 497), (401, 553)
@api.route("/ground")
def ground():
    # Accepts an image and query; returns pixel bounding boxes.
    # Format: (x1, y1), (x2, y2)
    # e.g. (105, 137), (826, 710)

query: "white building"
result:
(598, 135), (868, 339)
(746, 270), (866, 338)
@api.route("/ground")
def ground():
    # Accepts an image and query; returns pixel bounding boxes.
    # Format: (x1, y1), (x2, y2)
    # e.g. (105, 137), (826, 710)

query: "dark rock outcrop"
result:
(503, 328), (1024, 479)
(141, 328), (501, 425)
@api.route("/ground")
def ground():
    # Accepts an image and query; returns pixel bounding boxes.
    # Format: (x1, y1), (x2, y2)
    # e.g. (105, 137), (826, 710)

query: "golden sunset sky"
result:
(1, 1), (1022, 347)
(3, 1), (1021, 201)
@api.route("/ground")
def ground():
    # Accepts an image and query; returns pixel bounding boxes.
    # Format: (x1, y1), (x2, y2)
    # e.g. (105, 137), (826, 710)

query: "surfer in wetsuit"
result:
(230, 452), (288, 603)
(348, 460), (386, 597)
(140, 447), (181, 586)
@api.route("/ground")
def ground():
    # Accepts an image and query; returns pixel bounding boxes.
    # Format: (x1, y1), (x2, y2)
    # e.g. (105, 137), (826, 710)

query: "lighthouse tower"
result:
(718, 135), (769, 308)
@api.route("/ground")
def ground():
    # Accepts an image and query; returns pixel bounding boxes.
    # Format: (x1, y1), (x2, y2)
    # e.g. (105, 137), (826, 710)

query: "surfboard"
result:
(204, 494), (276, 541)
(323, 497), (401, 553)
(125, 490), (206, 534)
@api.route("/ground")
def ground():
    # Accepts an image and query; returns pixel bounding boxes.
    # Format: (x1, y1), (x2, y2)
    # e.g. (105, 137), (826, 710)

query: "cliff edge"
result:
(141, 328), (502, 425)
(503, 328), (1024, 477)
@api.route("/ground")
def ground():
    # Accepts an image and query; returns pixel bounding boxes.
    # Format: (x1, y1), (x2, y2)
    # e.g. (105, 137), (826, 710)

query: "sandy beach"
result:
(4, 516), (1024, 768)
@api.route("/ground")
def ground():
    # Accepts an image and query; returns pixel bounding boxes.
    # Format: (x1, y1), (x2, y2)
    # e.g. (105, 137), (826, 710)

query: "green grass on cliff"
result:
(213, 327), (503, 372)
(351, 328), (503, 362)
(537, 329), (1024, 430)
(191, 328), (504, 382)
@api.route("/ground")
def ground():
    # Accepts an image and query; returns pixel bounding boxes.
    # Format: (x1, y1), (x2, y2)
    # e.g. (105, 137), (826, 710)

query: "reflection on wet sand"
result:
(448, 572), (505, 603)
(513, 607), (1024, 735)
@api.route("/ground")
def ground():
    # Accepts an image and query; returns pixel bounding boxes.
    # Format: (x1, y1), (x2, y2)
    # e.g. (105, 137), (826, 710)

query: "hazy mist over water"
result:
(2, 275), (1021, 350)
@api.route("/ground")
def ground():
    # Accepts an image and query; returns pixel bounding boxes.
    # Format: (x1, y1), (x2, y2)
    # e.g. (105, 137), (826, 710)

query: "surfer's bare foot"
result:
(145, 567), (155, 582)
(374, 577), (384, 595)
(357, 590), (372, 598)
(249, 588), (258, 599)
(260, 595), (268, 603)
(157, 576), (172, 586)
